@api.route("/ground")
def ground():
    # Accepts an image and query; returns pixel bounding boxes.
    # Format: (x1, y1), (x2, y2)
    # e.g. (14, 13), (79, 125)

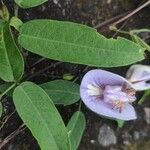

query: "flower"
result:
(80, 65), (150, 120)
(126, 65), (150, 91)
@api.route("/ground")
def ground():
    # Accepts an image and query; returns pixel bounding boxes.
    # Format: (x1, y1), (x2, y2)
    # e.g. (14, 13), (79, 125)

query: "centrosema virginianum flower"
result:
(80, 65), (150, 120)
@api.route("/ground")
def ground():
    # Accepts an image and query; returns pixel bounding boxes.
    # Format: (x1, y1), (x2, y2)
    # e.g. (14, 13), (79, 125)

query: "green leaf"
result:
(67, 111), (86, 150)
(15, 0), (48, 8)
(0, 3), (10, 21)
(40, 80), (80, 106)
(0, 21), (24, 82)
(10, 16), (23, 31)
(138, 90), (150, 105)
(18, 19), (144, 67)
(0, 102), (2, 117)
(13, 81), (70, 150)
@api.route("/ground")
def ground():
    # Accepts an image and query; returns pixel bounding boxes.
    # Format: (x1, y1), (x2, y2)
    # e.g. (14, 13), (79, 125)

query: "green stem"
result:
(138, 90), (150, 105)
(130, 29), (150, 34)
(0, 82), (16, 100)
(14, 4), (19, 17)
(111, 28), (130, 35)
(78, 100), (82, 111)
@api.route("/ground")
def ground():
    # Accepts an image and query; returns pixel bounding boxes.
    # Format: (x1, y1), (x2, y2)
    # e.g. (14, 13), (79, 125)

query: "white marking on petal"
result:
(87, 84), (103, 96)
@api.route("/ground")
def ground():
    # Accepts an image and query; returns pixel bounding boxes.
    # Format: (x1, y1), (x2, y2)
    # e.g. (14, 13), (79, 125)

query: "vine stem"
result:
(113, 0), (150, 26)
(25, 62), (62, 81)
(0, 82), (16, 100)
(14, 4), (19, 17)
(0, 124), (25, 149)
(78, 100), (82, 111)
(94, 11), (129, 29)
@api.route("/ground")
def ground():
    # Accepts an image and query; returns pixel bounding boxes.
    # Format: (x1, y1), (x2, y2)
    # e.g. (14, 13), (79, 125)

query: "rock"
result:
(53, 0), (59, 4)
(133, 131), (140, 141)
(107, 0), (112, 4)
(140, 128), (149, 138)
(122, 131), (132, 145)
(144, 107), (150, 124)
(98, 124), (117, 147)
(53, 0), (61, 7)
(90, 140), (95, 144)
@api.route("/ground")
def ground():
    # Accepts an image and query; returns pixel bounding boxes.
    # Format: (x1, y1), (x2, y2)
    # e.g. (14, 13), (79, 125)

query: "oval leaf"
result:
(13, 81), (70, 150)
(18, 19), (144, 67)
(0, 21), (24, 82)
(40, 80), (80, 106)
(15, 0), (48, 8)
(67, 111), (86, 150)
(0, 3), (10, 21)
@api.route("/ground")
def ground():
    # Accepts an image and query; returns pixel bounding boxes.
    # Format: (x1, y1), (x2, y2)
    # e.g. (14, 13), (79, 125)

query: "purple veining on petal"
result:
(126, 65), (150, 91)
(103, 85), (136, 103)
(80, 69), (137, 121)
(103, 85), (136, 113)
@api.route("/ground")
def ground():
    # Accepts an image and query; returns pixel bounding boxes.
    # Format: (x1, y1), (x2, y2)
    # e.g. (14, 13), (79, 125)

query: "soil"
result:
(0, 0), (150, 150)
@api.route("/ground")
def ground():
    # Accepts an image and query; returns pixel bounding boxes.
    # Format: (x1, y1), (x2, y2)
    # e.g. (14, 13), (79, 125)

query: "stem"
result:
(138, 92), (149, 105)
(14, 4), (19, 17)
(0, 124), (25, 149)
(30, 57), (45, 68)
(130, 29), (150, 34)
(25, 62), (62, 81)
(113, 0), (150, 26)
(94, 11), (129, 29)
(112, 20), (128, 38)
(78, 100), (82, 111)
(111, 28), (130, 35)
(0, 83), (16, 100)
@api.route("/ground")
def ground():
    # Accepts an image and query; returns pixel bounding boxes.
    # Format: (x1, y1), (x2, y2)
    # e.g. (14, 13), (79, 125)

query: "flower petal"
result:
(130, 82), (150, 91)
(126, 65), (150, 91)
(80, 69), (133, 91)
(81, 96), (136, 120)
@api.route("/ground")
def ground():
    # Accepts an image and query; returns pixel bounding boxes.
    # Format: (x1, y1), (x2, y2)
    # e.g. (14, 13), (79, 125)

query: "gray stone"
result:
(133, 131), (140, 141)
(53, 0), (59, 4)
(144, 107), (150, 124)
(53, 0), (61, 7)
(90, 140), (95, 144)
(107, 0), (112, 4)
(122, 131), (132, 145)
(98, 124), (117, 147)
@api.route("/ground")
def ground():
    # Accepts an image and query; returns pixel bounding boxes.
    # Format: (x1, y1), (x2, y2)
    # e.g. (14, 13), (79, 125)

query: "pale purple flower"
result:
(80, 65), (150, 121)
(126, 65), (150, 91)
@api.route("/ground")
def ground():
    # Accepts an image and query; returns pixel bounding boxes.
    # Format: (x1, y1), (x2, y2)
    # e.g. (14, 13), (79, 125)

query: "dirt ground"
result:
(0, 0), (150, 150)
